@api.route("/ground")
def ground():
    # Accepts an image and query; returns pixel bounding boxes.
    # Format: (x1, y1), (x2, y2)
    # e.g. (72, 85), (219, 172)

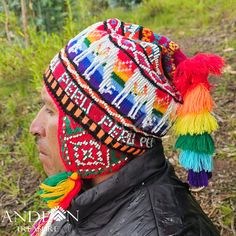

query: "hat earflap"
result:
(173, 53), (224, 187)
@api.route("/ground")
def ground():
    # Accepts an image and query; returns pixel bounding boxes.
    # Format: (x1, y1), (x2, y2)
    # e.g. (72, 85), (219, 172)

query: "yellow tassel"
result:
(47, 196), (65, 208)
(40, 179), (74, 194)
(177, 84), (214, 116)
(174, 111), (218, 135)
(40, 191), (66, 198)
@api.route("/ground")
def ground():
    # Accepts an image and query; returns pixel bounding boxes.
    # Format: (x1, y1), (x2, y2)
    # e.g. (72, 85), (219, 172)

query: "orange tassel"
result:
(177, 83), (214, 116)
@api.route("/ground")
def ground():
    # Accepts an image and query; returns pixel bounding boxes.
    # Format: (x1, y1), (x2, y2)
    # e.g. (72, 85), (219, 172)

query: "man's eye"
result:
(45, 108), (54, 115)
(39, 101), (44, 108)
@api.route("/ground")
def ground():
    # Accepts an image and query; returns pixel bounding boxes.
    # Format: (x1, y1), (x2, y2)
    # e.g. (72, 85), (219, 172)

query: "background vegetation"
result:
(0, 0), (235, 235)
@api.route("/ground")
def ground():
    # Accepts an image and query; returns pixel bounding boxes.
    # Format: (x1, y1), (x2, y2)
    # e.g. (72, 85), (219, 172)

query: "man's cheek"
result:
(47, 122), (59, 149)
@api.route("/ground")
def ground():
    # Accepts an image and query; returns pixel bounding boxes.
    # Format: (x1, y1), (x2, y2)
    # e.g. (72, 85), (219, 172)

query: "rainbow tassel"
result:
(39, 171), (82, 210)
(173, 53), (224, 187)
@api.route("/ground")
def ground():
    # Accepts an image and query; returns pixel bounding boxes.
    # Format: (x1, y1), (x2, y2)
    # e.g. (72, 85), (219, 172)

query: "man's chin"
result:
(42, 164), (60, 177)
(39, 153), (53, 176)
(43, 166), (55, 177)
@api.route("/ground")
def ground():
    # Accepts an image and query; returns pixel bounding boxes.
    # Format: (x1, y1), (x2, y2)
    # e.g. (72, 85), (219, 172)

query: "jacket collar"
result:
(68, 142), (166, 225)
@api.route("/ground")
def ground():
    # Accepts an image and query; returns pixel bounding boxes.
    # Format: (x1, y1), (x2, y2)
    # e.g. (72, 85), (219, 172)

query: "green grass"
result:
(92, 0), (236, 35)
(219, 203), (235, 227)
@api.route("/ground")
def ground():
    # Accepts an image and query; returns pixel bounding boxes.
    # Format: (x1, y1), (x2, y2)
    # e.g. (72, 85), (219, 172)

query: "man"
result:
(30, 19), (223, 235)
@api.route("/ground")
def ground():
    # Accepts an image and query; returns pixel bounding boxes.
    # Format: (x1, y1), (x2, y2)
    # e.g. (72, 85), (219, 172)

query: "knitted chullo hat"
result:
(36, 18), (224, 217)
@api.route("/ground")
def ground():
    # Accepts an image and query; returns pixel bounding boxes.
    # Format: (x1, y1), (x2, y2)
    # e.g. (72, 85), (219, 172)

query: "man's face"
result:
(30, 85), (66, 176)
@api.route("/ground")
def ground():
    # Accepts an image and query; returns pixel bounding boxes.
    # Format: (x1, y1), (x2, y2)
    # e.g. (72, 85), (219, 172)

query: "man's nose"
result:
(30, 110), (46, 137)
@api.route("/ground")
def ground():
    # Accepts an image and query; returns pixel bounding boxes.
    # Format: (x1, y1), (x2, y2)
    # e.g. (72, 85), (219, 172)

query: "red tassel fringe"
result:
(60, 178), (83, 210)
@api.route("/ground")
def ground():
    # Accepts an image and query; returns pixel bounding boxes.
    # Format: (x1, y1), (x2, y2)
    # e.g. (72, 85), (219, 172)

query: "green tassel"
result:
(175, 133), (215, 154)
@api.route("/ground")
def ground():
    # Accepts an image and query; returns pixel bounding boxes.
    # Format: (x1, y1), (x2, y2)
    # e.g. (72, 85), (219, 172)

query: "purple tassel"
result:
(188, 170), (212, 187)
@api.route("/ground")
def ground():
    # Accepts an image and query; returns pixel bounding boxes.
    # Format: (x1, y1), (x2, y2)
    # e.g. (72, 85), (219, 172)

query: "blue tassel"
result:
(179, 150), (213, 172)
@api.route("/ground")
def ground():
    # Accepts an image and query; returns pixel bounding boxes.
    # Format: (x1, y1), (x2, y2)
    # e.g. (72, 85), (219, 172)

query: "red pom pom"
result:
(173, 53), (224, 96)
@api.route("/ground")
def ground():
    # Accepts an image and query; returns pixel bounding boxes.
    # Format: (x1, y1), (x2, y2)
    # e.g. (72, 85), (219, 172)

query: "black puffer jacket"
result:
(47, 144), (219, 236)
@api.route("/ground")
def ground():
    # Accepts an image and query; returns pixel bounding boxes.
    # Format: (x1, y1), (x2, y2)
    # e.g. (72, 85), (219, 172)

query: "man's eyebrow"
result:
(41, 96), (55, 108)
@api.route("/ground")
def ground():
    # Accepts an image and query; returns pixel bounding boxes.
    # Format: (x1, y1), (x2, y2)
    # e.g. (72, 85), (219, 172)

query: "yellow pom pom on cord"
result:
(174, 111), (218, 136)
